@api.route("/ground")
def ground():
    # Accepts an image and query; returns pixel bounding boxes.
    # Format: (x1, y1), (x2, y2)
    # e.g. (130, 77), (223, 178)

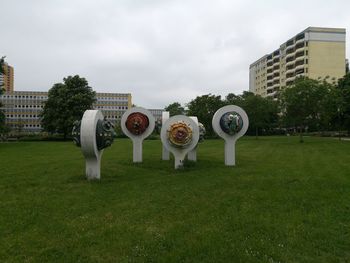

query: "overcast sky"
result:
(1, 0), (349, 108)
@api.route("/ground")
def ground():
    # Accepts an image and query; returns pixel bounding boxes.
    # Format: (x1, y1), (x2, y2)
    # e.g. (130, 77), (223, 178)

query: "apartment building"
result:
(249, 27), (346, 98)
(0, 91), (132, 133)
(0, 62), (14, 92)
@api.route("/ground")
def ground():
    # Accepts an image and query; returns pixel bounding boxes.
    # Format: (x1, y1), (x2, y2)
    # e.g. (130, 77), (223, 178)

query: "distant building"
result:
(148, 108), (164, 122)
(249, 27), (346, 99)
(0, 91), (132, 134)
(0, 62), (14, 92)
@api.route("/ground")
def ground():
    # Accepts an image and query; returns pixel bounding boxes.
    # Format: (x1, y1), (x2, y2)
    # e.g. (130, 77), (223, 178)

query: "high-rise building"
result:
(0, 63), (14, 92)
(249, 27), (346, 99)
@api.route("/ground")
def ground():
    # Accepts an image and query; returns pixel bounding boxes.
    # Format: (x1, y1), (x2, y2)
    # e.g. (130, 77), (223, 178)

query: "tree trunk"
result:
(255, 127), (258, 140)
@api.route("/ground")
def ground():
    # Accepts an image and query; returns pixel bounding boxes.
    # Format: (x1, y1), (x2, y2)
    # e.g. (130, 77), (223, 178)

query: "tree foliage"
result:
(164, 102), (185, 116)
(0, 56), (6, 135)
(187, 94), (224, 136)
(235, 92), (278, 138)
(279, 77), (339, 142)
(41, 75), (96, 138)
(337, 73), (350, 135)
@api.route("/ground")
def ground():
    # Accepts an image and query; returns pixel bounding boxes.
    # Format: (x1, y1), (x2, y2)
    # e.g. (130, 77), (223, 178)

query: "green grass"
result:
(0, 137), (350, 262)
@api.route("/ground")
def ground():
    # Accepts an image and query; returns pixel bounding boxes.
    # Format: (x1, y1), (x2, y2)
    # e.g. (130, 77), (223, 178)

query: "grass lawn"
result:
(0, 136), (350, 262)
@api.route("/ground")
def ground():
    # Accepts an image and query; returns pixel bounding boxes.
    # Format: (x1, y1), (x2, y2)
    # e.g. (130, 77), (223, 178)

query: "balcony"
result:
(286, 76), (295, 83)
(266, 85), (274, 92)
(267, 72), (273, 78)
(295, 38), (304, 46)
(294, 46), (305, 55)
(285, 60), (295, 67)
(272, 82), (280, 89)
(295, 68), (305, 76)
(267, 90), (277, 98)
(286, 68), (294, 75)
(295, 55), (305, 63)
(285, 52), (294, 60)
(286, 39), (294, 47)
(294, 64), (304, 71)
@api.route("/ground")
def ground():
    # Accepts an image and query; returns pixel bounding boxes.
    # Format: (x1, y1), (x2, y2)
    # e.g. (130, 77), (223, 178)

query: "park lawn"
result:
(0, 136), (350, 262)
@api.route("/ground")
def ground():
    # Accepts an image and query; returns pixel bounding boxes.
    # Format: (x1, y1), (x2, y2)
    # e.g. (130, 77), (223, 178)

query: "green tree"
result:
(238, 92), (279, 138)
(164, 102), (185, 116)
(41, 75), (96, 139)
(225, 93), (243, 106)
(187, 94), (224, 136)
(279, 77), (332, 142)
(0, 56), (7, 136)
(337, 73), (350, 135)
(0, 56), (5, 77)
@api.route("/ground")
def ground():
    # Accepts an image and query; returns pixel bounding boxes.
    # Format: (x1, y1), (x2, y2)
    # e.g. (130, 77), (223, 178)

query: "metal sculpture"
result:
(212, 105), (249, 166)
(125, 112), (150, 135)
(72, 110), (115, 180)
(161, 115), (199, 169)
(219, 112), (243, 135)
(121, 107), (155, 163)
(167, 121), (193, 147)
(198, 122), (206, 142)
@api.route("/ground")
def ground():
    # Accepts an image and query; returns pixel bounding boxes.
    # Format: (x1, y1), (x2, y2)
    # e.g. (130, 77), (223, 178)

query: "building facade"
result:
(0, 63), (14, 92)
(0, 91), (132, 134)
(148, 109), (164, 122)
(249, 27), (346, 98)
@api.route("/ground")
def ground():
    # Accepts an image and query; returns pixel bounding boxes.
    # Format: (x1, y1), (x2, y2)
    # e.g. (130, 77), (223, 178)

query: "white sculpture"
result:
(80, 110), (104, 180)
(161, 115), (199, 169)
(212, 105), (249, 166)
(188, 116), (198, 161)
(162, 111), (170, 160)
(121, 107), (155, 163)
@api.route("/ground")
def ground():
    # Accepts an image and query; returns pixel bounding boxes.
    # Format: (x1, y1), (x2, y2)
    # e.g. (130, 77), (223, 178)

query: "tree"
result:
(279, 77), (332, 142)
(0, 56), (7, 136)
(41, 75), (96, 139)
(337, 73), (350, 135)
(225, 93), (243, 106)
(187, 94), (224, 136)
(0, 56), (6, 92)
(239, 92), (279, 138)
(164, 102), (185, 116)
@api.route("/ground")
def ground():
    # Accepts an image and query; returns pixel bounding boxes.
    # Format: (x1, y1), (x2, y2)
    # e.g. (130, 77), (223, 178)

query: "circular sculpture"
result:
(167, 121), (193, 148)
(198, 122), (206, 142)
(96, 118), (116, 151)
(125, 112), (149, 135)
(219, 112), (243, 135)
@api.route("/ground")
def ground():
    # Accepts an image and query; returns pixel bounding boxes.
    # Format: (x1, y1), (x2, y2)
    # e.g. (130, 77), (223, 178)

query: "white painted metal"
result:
(80, 110), (104, 180)
(121, 107), (155, 163)
(212, 105), (249, 166)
